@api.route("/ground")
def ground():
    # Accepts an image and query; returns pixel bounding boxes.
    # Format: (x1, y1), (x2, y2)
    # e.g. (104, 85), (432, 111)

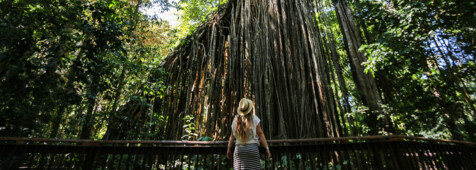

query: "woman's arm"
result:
(226, 133), (235, 159)
(256, 123), (271, 160)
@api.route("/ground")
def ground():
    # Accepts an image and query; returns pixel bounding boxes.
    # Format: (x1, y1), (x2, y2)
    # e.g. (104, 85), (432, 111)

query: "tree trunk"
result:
(161, 0), (342, 139)
(334, 0), (392, 134)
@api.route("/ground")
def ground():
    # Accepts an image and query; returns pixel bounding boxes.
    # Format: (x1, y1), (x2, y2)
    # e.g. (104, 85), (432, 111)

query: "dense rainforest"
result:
(0, 0), (475, 142)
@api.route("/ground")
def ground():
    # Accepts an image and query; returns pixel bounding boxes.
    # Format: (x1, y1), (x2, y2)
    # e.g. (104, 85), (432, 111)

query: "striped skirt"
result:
(233, 143), (260, 170)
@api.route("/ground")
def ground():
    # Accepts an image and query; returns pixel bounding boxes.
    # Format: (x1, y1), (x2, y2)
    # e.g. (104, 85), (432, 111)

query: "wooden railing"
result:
(1, 135), (475, 169)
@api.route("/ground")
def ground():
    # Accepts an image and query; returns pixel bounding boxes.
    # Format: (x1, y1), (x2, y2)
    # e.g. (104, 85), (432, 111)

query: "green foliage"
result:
(355, 0), (476, 140)
(181, 114), (197, 140)
(168, 0), (226, 46)
(0, 0), (172, 139)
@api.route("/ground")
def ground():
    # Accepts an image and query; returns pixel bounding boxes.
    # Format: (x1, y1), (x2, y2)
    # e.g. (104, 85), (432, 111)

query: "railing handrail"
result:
(2, 135), (475, 169)
(0, 135), (474, 146)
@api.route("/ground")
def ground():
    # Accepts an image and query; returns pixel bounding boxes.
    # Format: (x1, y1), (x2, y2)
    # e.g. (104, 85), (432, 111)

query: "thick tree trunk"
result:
(162, 0), (342, 139)
(334, 0), (391, 135)
(317, 6), (352, 136)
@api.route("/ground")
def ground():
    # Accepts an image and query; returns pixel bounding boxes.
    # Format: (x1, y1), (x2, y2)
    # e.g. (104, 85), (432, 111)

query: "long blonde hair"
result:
(235, 113), (254, 142)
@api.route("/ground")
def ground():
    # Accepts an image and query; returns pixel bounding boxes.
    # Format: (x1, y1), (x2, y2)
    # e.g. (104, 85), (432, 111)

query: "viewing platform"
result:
(1, 135), (475, 169)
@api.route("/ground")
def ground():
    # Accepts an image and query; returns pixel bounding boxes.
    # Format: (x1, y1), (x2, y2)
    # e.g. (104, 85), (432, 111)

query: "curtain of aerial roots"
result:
(162, 0), (344, 140)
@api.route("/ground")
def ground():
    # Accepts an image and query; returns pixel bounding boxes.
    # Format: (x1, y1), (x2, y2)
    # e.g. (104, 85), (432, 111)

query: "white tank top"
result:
(231, 115), (261, 144)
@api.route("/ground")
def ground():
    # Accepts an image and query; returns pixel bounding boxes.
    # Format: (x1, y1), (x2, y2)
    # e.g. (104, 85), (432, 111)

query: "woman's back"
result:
(231, 115), (261, 144)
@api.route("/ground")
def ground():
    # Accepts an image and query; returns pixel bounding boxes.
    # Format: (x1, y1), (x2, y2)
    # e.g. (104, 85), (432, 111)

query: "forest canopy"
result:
(0, 0), (475, 142)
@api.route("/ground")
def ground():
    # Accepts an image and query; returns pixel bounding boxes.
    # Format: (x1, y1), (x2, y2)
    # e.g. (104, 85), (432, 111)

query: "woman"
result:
(227, 98), (271, 169)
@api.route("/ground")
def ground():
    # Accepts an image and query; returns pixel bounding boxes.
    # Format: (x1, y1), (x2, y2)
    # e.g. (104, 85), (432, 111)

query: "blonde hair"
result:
(235, 113), (254, 143)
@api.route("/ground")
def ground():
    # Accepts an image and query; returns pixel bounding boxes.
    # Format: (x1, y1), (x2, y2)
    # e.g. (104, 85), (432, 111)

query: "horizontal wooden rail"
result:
(1, 135), (474, 145)
(1, 136), (475, 169)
